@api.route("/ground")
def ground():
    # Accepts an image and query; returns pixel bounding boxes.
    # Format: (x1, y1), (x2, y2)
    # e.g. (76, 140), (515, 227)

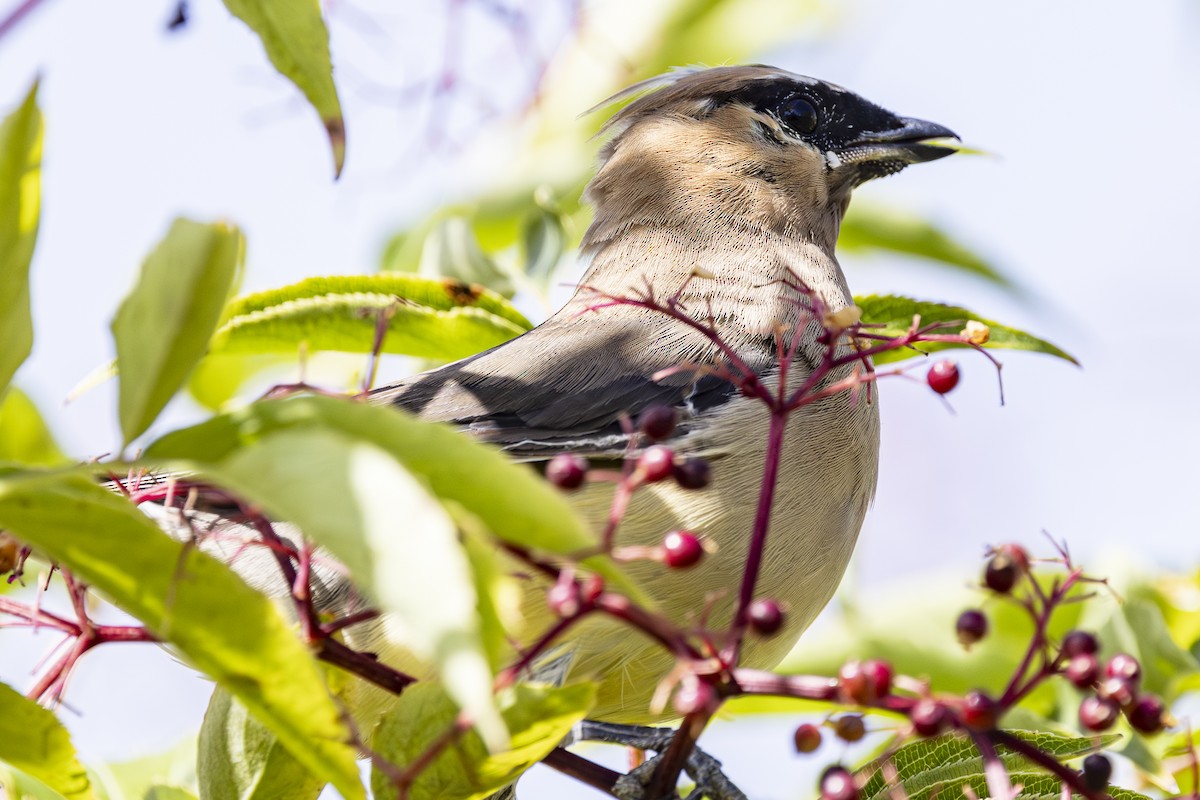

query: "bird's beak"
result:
(841, 116), (960, 165)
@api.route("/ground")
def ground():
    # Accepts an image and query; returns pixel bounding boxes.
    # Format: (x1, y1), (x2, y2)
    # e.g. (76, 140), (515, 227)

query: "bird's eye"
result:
(779, 96), (819, 135)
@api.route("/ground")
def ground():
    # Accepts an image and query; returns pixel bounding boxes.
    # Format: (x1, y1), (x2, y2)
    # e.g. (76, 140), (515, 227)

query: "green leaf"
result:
(0, 473), (363, 799)
(418, 217), (516, 298)
(0, 680), (93, 799)
(0, 387), (67, 466)
(857, 730), (1128, 800)
(854, 294), (1078, 366)
(221, 0), (345, 176)
(0, 81), (41, 396)
(144, 788), (197, 800)
(371, 681), (594, 800)
(112, 219), (244, 446)
(840, 205), (1013, 287)
(175, 426), (508, 750)
(143, 395), (637, 600)
(207, 274), (531, 362)
(520, 205), (567, 289)
(198, 688), (324, 800)
(91, 736), (197, 800)
(0, 764), (73, 800)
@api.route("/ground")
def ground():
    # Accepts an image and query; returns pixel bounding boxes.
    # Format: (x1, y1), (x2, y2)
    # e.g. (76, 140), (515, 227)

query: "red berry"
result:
(580, 574), (605, 603)
(546, 453), (587, 490)
(911, 699), (950, 737)
(1127, 694), (1166, 734)
(994, 543), (1030, 571)
(1065, 654), (1100, 689)
(956, 609), (988, 647)
(839, 659), (893, 705)
(637, 405), (677, 441)
(1098, 677), (1136, 709)
(926, 360), (960, 394)
(1105, 653), (1142, 686)
(793, 722), (822, 753)
(1079, 696), (1120, 731)
(637, 445), (675, 483)
(833, 714), (866, 743)
(673, 680), (718, 716)
(820, 766), (858, 800)
(984, 552), (1021, 594)
(1061, 630), (1099, 657)
(1081, 753), (1112, 792)
(662, 531), (704, 569)
(546, 581), (582, 618)
(673, 457), (712, 490)
(748, 599), (785, 636)
(961, 690), (998, 730)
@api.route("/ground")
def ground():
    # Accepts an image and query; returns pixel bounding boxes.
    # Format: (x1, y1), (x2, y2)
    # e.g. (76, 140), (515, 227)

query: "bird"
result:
(145, 64), (957, 798)
(363, 65), (957, 726)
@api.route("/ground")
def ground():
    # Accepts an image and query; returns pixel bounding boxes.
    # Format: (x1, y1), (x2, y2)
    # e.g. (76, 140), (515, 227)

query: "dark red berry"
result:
(673, 681), (718, 716)
(545, 453), (587, 490)
(748, 599), (785, 636)
(926, 360), (960, 394)
(637, 445), (675, 483)
(1079, 696), (1120, 731)
(793, 722), (822, 753)
(638, 406), (677, 441)
(1065, 654), (1100, 689)
(1127, 694), (1166, 734)
(961, 690), (998, 730)
(994, 543), (1030, 572)
(1105, 653), (1142, 686)
(820, 766), (858, 800)
(956, 609), (988, 647)
(546, 581), (582, 618)
(984, 552), (1021, 594)
(1061, 630), (1099, 657)
(911, 699), (950, 737)
(673, 457), (712, 490)
(1098, 677), (1136, 709)
(833, 714), (866, 743)
(839, 659), (893, 705)
(662, 531), (704, 569)
(1081, 754), (1112, 792)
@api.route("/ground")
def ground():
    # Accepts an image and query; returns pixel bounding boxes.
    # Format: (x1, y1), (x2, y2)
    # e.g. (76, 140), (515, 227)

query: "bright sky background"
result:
(1, 0), (1198, 797)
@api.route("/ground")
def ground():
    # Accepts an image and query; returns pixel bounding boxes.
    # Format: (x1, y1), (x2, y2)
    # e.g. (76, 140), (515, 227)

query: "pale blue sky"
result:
(0, 1), (1197, 797)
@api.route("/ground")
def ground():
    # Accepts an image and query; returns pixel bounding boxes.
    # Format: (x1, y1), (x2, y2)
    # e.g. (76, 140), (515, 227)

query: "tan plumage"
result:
(359, 65), (956, 721)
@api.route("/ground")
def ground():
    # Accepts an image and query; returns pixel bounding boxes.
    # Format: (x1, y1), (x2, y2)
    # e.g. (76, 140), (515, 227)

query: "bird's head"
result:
(583, 65), (958, 246)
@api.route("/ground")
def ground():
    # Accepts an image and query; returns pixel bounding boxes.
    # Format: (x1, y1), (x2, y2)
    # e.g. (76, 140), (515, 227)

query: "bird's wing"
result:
(369, 310), (770, 460)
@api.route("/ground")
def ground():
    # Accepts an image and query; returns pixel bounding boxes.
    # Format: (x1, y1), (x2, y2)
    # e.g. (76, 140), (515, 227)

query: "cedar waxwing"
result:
(145, 64), (958, 798)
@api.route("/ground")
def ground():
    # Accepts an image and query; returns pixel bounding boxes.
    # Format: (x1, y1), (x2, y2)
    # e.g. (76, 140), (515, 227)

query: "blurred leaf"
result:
(0, 473), (363, 799)
(221, 0), (344, 176)
(207, 274), (530, 361)
(186, 353), (292, 412)
(0, 387), (67, 466)
(521, 203), (567, 289)
(171, 425), (508, 751)
(0, 80), (41, 397)
(198, 688), (324, 800)
(144, 788), (197, 800)
(0, 681), (93, 799)
(857, 730), (1128, 800)
(0, 764), (73, 800)
(840, 206), (1013, 287)
(459, 512), (524, 673)
(91, 736), (197, 800)
(112, 219), (244, 446)
(143, 396), (647, 606)
(371, 681), (595, 800)
(854, 295), (1078, 365)
(773, 573), (1087, 720)
(417, 218), (516, 298)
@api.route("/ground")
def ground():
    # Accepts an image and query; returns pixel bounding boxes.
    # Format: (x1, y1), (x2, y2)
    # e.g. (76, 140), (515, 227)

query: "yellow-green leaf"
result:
(0, 473), (363, 799)
(0, 387), (67, 466)
(0, 681), (93, 799)
(371, 681), (595, 800)
(207, 274), (531, 361)
(854, 294), (1078, 365)
(0, 81), (41, 396)
(221, 0), (345, 176)
(112, 219), (244, 446)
